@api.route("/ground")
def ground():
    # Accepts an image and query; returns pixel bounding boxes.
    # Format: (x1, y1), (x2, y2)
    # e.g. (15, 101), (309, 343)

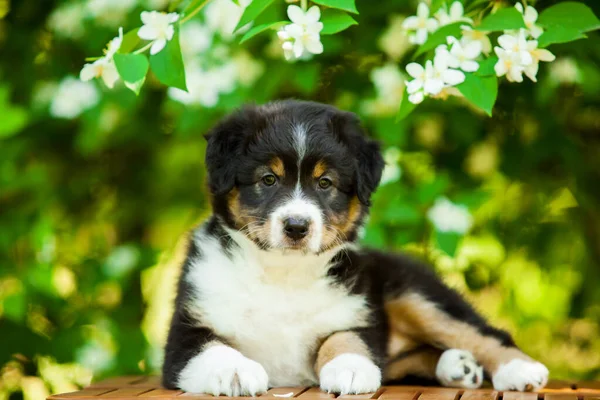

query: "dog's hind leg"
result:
(385, 292), (549, 392)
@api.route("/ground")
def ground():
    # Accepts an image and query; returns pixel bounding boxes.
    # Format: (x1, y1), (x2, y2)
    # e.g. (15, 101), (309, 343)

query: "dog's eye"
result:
(262, 174), (277, 186)
(318, 178), (332, 189)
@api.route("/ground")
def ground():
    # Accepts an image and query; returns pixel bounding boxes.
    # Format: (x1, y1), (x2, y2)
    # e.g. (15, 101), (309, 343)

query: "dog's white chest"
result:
(186, 236), (367, 386)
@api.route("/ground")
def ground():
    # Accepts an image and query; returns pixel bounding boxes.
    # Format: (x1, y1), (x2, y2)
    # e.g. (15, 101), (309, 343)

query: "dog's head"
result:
(205, 100), (384, 254)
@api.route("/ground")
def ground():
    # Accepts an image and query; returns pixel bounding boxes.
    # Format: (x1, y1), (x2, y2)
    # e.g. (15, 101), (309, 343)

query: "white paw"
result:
(319, 353), (382, 395)
(436, 349), (484, 389)
(177, 345), (269, 396)
(492, 359), (549, 392)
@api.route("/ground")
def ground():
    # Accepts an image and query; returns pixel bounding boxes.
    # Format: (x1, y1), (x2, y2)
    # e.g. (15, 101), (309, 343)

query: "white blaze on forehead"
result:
(269, 191), (323, 253)
(292, 123), (308, 162)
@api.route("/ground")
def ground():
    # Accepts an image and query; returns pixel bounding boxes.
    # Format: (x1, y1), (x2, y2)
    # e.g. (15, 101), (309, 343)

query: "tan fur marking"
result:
(269, 157), (285, 177)
(385, 347), (442, 380)
(387, 329), (419, 359)
(385, 293), (531, 374)
(315, 331), (372, 374)
(313, 160), (328, 178)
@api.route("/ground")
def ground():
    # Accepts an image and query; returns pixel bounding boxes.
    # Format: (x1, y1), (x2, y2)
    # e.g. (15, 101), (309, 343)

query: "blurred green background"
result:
(2, 0), (600, 398)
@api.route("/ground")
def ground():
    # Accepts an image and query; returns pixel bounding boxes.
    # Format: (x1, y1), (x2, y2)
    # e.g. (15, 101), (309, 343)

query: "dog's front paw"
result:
(319, 354), (382, 395)
(178, 345), (269, 396)
(436, 349), (484, 389)
(492, 359), (549, 392)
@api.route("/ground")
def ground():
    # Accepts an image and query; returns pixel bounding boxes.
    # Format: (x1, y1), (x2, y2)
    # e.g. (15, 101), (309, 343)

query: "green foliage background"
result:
(1, 0), (600, 398)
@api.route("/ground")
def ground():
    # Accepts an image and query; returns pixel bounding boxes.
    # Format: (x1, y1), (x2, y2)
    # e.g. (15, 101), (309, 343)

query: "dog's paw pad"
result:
(436, 349), (484, 389)
(178, 345), (269, 396)
(492, 359), (549, 392)
(319, 354), (382, 395)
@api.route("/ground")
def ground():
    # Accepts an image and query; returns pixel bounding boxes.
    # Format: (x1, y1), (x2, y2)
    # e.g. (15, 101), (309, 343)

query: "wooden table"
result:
(47, 376), (600, 400)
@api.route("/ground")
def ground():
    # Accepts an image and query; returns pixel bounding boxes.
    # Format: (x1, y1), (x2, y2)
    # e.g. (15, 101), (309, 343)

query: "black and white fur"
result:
(162, 100), (549, 396)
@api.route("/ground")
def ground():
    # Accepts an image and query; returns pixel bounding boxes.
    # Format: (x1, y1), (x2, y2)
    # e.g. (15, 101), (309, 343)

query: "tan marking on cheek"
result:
(227, 189), (268, 243)
(385, 293), (532, 375)
(315, 331), (373, 374)
(269, 157), (285, 177)
(312, 160), (328, 178)
(227, 188), (246, 229)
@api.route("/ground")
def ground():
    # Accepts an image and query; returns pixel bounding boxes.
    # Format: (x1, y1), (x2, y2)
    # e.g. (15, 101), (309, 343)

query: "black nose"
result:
(283, 218), (310, 240)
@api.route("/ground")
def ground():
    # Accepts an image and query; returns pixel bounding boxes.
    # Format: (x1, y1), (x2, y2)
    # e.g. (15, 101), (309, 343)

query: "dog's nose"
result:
(283, 217), (310, 240)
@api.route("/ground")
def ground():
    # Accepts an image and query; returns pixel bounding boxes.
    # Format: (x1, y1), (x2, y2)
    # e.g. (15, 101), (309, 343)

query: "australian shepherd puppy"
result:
(162, 100), (549, 396)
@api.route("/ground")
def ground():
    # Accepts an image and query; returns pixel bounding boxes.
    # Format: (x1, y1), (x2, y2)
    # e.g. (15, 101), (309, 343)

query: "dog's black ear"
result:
(204, 107), (264, 196)
(330, 111), (384, 206)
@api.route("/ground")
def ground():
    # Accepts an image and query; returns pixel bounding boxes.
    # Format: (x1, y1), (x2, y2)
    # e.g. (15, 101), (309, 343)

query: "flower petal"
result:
(494, 59), (507, 77)
(442, 68), (465, 86)
(80, 63), (99, 81)
(307, 21), (323, 34)
(165, 24), (175, 41)
(498, 34), (516, 50)
(101, 63), (120, 88)
(424, 77), (444, 95)
(524, 62), (539, 82)
(536, 49), (556, 62)
(287, 5), (305, 24)
(140, 11), (152, 24)
(426, 18), (439, 32)
(524, 6), (538, 23)
(305, 6), (321, 24)
(406, 62), (424, 79)
(449, 1), (464, 19)
(285, 23), (304, 38)
(515, 3), (524, 14)
(402, 16), (420, 30)
(414, 28), (428, 45)
(304, 37), (323, 54)
(293, 39), (304, 57)
(417, 2), (429, 18)
(531, 25), (544, 39)
(461, 60), (480, 72)
(406, 79), (423, 93)
(409, 91), (425, 104)
(463, 41), (482, 59)
(138, 25), (159, 40)
(150, 39), (167, 55)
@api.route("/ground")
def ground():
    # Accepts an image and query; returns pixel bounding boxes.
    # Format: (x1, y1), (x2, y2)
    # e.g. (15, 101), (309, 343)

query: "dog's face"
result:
(205, 101), (384, 254)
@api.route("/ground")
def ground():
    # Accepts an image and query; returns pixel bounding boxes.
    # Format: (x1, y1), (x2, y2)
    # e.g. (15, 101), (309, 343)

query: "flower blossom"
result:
(402, 3), (439, 45)
(461, 25), (492, 55)
(278, 5), (324, 61)
(405, 50), (465, 105)
(137, 11), (179, 55)
(523, 40), (556, 82)
(493, 29), (552, 83)
(80, 27), (123, 88)
(427, 197), (473, 234)
(435, 1), (473, 26)
(440, 36), (482, 72)
(515, 3), (544, 39)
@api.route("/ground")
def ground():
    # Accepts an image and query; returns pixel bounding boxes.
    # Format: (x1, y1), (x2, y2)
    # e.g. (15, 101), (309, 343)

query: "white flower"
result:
(497, 30), (533, 65)
(427, 197), (473, 234)
(86, 0), (137, 27)
(380, 147), (402, 185)
(405, 53), (465, 104)
(278, 5), (324, 61)
(435, 1), (473, 26)
(50, 77), (100, 119)
(47, 3), (86, 39)
(515, 3), (544, 39)
(494, 47), (526, 82)
(523, 40), (556, 82)
(137, 11), (179, 55)
(168, 62), (238, 107)
(371, 63), (405, 107)
(205, 0), (252, 39)
(442, 36), (482, 72)
(80, 28), (123, 89)
(179, 21), (213, 59)
(461, 25), (492, 55)
(402, 3), (439, 45)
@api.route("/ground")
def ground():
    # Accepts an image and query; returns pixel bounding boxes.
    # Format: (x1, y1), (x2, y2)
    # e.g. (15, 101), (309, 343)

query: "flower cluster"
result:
(405, 36), (482, 104)
(402, 1), (473, 45)
(493, 5), (555, 83)
(278, 5), (324, 61)
(138, 11), (180, 55)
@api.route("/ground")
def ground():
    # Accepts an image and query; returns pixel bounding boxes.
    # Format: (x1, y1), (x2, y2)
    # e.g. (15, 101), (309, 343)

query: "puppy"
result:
(162, 100), (549, 396)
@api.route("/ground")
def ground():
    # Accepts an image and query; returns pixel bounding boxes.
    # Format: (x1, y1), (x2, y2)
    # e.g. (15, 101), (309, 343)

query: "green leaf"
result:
(168, 0), (185, 11)
(476, 7), (526, 31)
(396, 88), (418, 122)
(456, 73), (497, 116)
(436, 231), (461, 257)
(118, 28), (141, 54)
(149, 29), (187, 91)
(114, 53), (149, 83)
(321, 8), (358, 35)
(537, 26), (587, 48)
(321, 9), (357, 34)
(384, 203), (421, 225)
(311, 0), (358, 14)
(415, 22), (463, 58)
(240, 21), (287, 43)
(0, 85), (28, 139)
(234, 0), (276, 32)
(124, 78), (146, 96)
(430, 0), (447, 14)
(538, 2), (600, 33)
(475, 56), (498, 76)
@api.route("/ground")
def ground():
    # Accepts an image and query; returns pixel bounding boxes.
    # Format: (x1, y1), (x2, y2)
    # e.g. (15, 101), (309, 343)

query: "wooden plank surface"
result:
(48, 380), (600, 400)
